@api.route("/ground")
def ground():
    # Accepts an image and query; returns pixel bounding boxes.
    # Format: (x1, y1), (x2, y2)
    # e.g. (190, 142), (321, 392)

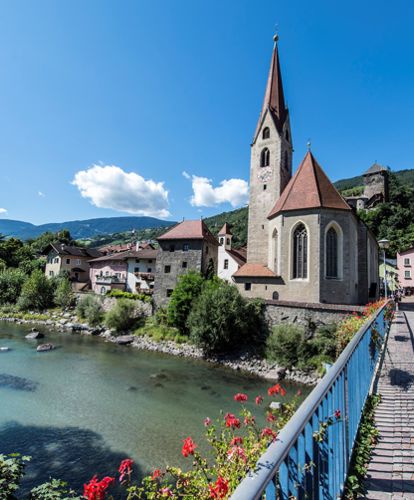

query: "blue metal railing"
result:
(231, 301), (393, 500)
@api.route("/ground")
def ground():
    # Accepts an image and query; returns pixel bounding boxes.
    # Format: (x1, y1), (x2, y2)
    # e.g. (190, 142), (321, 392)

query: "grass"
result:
(134, 317), (189, 344)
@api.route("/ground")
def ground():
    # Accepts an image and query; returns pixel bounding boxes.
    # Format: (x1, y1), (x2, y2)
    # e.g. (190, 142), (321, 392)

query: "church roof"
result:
(364, 163), (387, 175)
(233, 263), (277, 278)
(253, 38), (288, 141)
(157, 220), (218, 245)
(218, 223), (232, 236)
(268, 151), (351, 219)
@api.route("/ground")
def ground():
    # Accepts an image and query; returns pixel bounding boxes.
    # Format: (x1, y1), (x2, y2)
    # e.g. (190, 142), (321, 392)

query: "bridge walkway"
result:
(364, 299), (414, 500)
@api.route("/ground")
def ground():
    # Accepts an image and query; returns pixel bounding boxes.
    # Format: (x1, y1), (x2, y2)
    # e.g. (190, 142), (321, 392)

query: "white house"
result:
(126, 247), (157, 293)
(217, 223), (247, 282)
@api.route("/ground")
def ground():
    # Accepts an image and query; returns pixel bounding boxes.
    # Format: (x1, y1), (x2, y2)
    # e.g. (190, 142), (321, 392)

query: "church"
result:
(233, 36), (379, 305)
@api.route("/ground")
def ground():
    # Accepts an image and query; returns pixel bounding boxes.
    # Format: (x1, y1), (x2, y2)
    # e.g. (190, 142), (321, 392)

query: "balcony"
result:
(95, 275), (126, 285)
(134, 272), (155, 282)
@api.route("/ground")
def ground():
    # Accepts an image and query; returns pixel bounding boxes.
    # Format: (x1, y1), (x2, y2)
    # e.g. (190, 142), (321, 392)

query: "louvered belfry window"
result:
(293, 224), (308, 279)
(326, 227), (338, 278)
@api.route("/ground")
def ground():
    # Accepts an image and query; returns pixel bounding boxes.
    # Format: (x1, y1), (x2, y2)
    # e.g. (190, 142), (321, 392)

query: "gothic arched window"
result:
(262, 127), (270, 139)
(326, 227), (339, 278)
(272, 228), (278, 273)
(260, 148), (270, 167)
(293, 224), (308, 279)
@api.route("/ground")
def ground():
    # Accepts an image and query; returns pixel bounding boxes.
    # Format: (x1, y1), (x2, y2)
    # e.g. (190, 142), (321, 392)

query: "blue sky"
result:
(0, 0), (412, 224)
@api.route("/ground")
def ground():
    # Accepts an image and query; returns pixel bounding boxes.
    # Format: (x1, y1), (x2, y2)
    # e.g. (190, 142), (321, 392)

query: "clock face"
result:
(257, 167), (272, 183)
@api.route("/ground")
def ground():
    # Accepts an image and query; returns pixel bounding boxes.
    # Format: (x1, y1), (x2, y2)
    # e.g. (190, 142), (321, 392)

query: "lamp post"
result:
(378, 239), (390, 299)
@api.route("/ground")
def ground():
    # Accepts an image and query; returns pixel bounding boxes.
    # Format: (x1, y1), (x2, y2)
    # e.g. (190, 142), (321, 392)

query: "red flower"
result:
(255, 395), (263, 405)
(204, 417), (212, 427)
(234, 392), (248, 402)
(280, 386), (286, 397)
(296, 389), (302, 396)
(334, 409), (341, 419)
(266, 412), (276, 422)
(83, 475), (115, 500)
(230, 436), (243, 446)
(151, 469), (161, 480)
(227, 445), (247, 463)
(267, 383), (281, 396)
(181, 437), (197, 457)
(261, 427), (277, 440)
(118, 458), (133, 483)
(224, 413), (241, 429)
(209, 476), (229, 499)
(243, 415), (255, 425)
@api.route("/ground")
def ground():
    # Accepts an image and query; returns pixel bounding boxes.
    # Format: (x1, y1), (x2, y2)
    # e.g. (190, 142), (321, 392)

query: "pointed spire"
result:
(254, 34), (288, 140)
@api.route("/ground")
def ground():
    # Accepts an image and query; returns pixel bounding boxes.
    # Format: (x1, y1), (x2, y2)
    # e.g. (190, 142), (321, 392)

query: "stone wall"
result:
(264, 300), (364, 330)
(101, 296), (152, 317)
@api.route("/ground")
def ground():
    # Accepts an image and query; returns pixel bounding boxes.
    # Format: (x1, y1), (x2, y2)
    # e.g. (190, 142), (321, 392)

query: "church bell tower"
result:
(247, 35), (293, 265)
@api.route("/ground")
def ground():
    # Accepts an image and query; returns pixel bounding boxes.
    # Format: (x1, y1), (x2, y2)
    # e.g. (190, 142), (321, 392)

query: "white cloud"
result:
(38, 191), (45, 197)
(72, 164), (170, 218)
(187, 174), (249, 208)
(182, 170), (191, 180)
(0, 208), (7, 214)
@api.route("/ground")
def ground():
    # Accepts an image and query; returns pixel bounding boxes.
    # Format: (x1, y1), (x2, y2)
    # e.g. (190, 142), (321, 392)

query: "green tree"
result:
(54, 277), (75, 309)
(167, 272), (205, 334)
(0, 238), (24, 268)
(17, 270), (54, 310)
(188, 281), (258, 355)
(265, 324), (305, 367)
(0, 268), (27, 305)
(105, 298), (139, 333)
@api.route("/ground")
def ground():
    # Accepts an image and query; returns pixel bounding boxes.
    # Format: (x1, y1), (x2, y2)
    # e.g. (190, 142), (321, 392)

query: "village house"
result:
(44, 243), (102, 290)
(397, 247), (414, 295)
(153, 220), (218, 307)
(232, 36), (379, 305)
(217, 223), (247, 282)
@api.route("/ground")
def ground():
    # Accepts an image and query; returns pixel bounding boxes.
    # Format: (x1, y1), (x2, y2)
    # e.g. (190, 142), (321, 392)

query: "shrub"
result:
(76, 295), (104, 326)
(188, 281), (257, 354)
(307, 323), (337, 360)
(167, 272), (205, 334)
(0, 268), (26, 305)
(17, 270), (54, 310)
(0, 453), (30, 498)
(265, 324), (305, 367)
(105, 298), (139, 333)
(106, 289), (151, 303)
(54, 277), (75, 309)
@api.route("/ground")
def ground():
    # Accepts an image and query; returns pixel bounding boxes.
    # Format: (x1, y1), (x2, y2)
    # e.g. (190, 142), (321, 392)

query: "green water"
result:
(0, 322), (307, 494)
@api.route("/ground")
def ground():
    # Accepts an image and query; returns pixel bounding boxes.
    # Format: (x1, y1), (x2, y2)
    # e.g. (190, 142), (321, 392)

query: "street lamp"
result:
(378, 239), (390, 299)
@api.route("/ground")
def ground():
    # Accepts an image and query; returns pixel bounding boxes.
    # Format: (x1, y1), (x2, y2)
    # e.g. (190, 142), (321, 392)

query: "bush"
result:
(105, 298), (139, 333)
(188, 282), (258, 355)
(54, 277), (75, 309)
(0, 268), (26, 305)
(106, 289), (151, 303)
(307, 323), (337, 360)
(167, 272), (205, 334)
(17, 270), (54, 310)
(76, 295), (104, 326)
(265, 324), (305, 367)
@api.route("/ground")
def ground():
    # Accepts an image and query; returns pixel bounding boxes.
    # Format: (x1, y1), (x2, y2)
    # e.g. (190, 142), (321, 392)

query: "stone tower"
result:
(247, 35), (293, 265)
(363, 163), (389, 203)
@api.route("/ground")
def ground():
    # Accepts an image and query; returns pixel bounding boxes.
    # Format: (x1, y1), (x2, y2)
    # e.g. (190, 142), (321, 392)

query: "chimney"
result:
(135, 241), (140, 251)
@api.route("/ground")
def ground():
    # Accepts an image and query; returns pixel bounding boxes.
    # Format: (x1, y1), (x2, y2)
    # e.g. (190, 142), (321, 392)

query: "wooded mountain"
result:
(0, 216), (175, 240)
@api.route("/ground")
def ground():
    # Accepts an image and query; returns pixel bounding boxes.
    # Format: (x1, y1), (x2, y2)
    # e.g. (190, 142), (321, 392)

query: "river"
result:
(0, 322), (307, 495)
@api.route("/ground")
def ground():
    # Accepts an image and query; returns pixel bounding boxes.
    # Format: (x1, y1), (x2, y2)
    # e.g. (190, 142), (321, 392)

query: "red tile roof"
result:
(233, 263), (277, 278)
(254, 39), (288, 141)
(157, 220), (218, 245)
(218, 223), (232, 236)
(268, 151), (351, 219)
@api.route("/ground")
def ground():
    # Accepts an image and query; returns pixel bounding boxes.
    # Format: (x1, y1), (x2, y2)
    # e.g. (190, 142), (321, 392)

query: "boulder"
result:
(25, 331), (44, 339)
(36, 343), (54, 352)
(0, 347), (10, 352)
(114, 335), (134, 345)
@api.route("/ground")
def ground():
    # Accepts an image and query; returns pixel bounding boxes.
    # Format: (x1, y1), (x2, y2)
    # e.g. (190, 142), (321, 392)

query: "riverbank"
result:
(0, 312), (320, 386)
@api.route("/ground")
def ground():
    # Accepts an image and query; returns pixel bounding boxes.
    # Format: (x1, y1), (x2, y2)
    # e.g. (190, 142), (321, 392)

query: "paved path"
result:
(364, 299), (414, 499)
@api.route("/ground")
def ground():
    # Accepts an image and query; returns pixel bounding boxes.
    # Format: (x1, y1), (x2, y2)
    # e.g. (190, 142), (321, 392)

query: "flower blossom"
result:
(334, 409), (341, 419)
(209, 476), (229, 499)
(227, 445), (247, 463)
(160, 487), (173, 497)
(83, 475), (114, 500)
(118, 458), (133, 483)
(234, 393), (248, 402)
(261, 427), (277, 440)
(181, 437), (197, 457)
(152, 469), (162, 480)
(224, 413), (241, 429)
(266, 412), (276, 422)
(268, 383), (286, 396)
(244, 415), (255, 425)
(230, 436), (243, 446)
(204, 417), (212, 427)
(255, 395), (263, 405)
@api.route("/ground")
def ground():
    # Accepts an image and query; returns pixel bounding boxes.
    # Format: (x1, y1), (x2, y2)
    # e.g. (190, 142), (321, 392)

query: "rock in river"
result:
(0, 347), (10, 352)
(0, 373), (38, 391)
(37, 343), (54, 352)
(114, 335), (134, 345)
(25, 330), (44, 339)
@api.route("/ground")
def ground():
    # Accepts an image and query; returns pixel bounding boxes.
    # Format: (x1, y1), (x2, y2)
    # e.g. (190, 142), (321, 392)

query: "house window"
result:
(206, 246), (209, 255)
(66, 258), (70, 264)
(226, 238), (230, 245)
(105, 271), (109, 276)
(54, 257), (59, 263)
(219, 237), (224, 245)
(100, 287), (106, 295)
(183, 244), (189, 251)
(166, 289), (173, 297)
(244, 283), (251, 291)
(148, 260), (153, 263)
(405, 270), (411, 279)
(148, 268), (152, 272)
(262, 127), (270, 139)
(293, 224), (308, 279)
(404, 258), (411, 266)
(135, 259), (140, 263)
(263, 184), (267, 190)
(260, 148), (270, 167)
(326, 227), (339, 278)
(272, 228), (278, 272)
(182, 262), (187, 269)
(75, 259), (81, 265)
(49, 271), (54, 277)
(169, 244), (175, 252)
(164, 265), (171, 273)
(134, 267), (139, 273)
(224, 259), (229, 270)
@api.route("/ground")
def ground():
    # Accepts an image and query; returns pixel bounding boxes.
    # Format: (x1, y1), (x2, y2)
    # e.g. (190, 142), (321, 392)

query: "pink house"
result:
(397, 246), (414, 293)
(88, 254), (128, 295)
